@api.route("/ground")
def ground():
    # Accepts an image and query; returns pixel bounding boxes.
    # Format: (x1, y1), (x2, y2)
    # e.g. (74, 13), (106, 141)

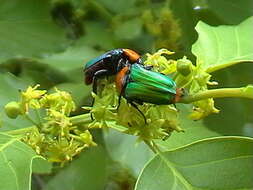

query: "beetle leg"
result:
(117, 94), (122, 111)
(130, 102), (147, 124)
(91, 69), (109, 107)
(90, 69), (110, 121)
(116, 58), (128, 72)
(136, 58), (152, 70)
(92, 69), (110, 94)
(133, 99), (144, 105)
(143, 65), (153, 70)
(136, 58), (142, 65)
(90, 112), (94, 121)
(116, 71), (129, 110)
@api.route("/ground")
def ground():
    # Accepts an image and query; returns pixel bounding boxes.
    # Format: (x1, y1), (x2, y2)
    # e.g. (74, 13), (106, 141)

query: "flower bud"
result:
(80, 130), (97, 146)
(177, 57), (193, 76)
(4, 101), (21, 119)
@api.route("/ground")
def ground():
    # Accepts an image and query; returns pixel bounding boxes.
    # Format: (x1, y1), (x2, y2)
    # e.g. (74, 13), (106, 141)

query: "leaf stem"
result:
(144, 140), (157, 154)
(69, 134), (83, 142)
(35, 109), (43, 127)
(152, 141), (163, 153)
(6, 126), (36, 136)
(5, 113), (92, 136)
(24, 114), (39, 126)
(207, 60), (253, 73)
(178, 85), (253, 104)
(70, 113), (91, 125)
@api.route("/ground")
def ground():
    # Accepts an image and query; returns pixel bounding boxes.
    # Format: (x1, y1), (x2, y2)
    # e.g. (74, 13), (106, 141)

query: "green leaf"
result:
(8, 58), (68, 89)
(104, 129), (153, 177)
(135, 136), (253, 190)
(44, 146), (107, 190)
(96, 0), (136, 14)
(170, 0), (198, 51)
(79, 21), (118, 50)
(32, 157), (52, 174)
(156, 105), (220, 150)
(40, 21), (118, 74)
(39, 45), (99, 73)
(114, 18), (142, 40)
(204, 63), (253, 136)
(192, 16), (253, 73)
(0, 133), (42, 190)
(192, 0), (253, 25)
(0, 0), (69, 63)
(0, 73), (30, 131)
(156, 122), (219, 151)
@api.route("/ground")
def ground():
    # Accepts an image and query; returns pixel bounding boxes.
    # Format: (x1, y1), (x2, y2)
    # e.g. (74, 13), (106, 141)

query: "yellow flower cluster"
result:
(5, 85), (96, 163)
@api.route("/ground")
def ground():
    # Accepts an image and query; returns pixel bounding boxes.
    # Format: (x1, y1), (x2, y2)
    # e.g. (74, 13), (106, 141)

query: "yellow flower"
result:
(40, 88), (75, 116)
(22, 84), (46, 100)
(20, 84), (46, 113)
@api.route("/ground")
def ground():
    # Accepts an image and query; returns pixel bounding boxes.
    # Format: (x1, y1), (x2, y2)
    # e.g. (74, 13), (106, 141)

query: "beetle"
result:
(84, 48), (142, 94)
(115, 63), (182, 123)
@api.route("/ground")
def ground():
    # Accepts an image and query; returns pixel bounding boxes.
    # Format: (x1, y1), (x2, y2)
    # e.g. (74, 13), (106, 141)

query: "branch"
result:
(6, 86), (253, 137)
(70, 113), (91, 125)
(178, 85), (253, 104)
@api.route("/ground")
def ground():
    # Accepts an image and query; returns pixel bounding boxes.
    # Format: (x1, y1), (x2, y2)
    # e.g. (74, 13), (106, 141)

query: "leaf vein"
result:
(144, 159), (163, 190)
(0, 138), (17, 151)
(1, 152), (20, 190)
(159, 154), (196, 190)
(235, 27), (240, 57)
(212, 28), (221, 65)
(12, 144), (33, 155)
(171, 155), (253, 168)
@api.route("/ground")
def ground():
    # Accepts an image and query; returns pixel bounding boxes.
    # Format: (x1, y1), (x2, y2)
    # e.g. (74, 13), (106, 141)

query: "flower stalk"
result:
(178, 85), (253, 104)
(70, 113), (92, 126)
(7, 86), (252, 138)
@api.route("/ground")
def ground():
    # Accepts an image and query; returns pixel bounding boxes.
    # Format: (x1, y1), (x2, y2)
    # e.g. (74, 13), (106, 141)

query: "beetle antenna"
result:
(90, 113), (94, 121)
(130, 102), (147, 124)
(117, 95), (122, 110)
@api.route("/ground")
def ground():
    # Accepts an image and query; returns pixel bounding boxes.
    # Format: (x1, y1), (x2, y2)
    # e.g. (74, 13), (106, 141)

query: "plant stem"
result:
(35, 109), (43, 127)
(144, 140), (157, 154)
(5, 114), (92, 136)
(24, 114), (39, 126)
(6, 126), (36, 136)
(207, 60), (253, 73)
(7, 86), (252, 140)
(70, 113), (91, 125)
(152, 141), (163, 153)
(179, 85), (253, 104)
(69, 134), (82, 141)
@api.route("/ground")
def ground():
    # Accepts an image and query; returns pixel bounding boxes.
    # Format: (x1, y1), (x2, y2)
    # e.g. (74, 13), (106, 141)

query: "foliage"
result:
(0, 0), (252, 190)
(136, 137), (253, 190)
(0, 133), (49, 190)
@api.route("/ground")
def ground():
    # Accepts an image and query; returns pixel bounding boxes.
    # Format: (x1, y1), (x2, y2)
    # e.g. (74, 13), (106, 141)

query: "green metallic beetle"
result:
(115, 64), (182, 122)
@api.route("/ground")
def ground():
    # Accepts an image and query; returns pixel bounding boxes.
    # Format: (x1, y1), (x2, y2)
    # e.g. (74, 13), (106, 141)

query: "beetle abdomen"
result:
(125, 82), (176, 104)
(129, 64), (176, 94)
(84, 61), (107, 84)
(116, 63), (177, 105)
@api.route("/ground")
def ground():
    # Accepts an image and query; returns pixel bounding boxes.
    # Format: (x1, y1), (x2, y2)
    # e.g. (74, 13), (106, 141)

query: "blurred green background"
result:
(0, 0), (252, 189)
